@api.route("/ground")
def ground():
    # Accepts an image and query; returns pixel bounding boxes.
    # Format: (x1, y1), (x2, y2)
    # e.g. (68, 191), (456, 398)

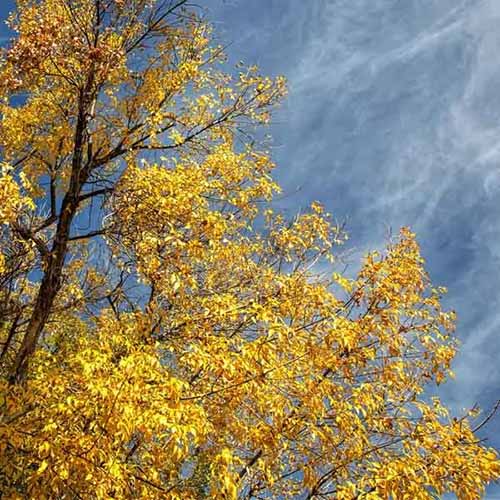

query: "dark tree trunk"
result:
(10, 78), (95, 383)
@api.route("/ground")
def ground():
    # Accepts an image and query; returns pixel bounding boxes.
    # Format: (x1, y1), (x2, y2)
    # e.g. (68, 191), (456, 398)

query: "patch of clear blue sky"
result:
(0, 2), (14, 37)
(2, 1), (500, 497)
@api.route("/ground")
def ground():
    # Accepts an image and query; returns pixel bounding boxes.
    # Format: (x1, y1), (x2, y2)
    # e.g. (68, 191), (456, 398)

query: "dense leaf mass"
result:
(0, 1), (498, 498)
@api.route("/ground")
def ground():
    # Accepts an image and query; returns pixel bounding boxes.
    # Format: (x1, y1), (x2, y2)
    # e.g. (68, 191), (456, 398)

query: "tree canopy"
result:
(0, 1), (498, 498)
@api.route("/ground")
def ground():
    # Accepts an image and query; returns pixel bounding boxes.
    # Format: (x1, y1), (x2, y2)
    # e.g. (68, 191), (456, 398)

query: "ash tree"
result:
(0, 1), (498, 498)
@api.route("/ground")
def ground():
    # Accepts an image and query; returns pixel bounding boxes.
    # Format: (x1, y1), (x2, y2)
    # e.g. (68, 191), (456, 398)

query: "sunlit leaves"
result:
(0, 0), (498, 499)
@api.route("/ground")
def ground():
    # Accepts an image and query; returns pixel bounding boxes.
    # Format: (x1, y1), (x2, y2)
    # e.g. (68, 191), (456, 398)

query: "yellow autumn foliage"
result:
(0, 1), (498, 499)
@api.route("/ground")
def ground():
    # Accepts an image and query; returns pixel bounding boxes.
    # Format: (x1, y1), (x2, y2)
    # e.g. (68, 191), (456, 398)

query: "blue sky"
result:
(2, 0), (500, 496)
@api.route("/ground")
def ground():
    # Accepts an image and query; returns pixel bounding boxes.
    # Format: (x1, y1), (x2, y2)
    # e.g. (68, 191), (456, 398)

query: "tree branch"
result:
(68, 229), (107, 241)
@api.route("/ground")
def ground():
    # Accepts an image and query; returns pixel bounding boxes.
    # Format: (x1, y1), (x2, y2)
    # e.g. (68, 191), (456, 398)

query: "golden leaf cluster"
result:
(0, 1), (498, 499)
